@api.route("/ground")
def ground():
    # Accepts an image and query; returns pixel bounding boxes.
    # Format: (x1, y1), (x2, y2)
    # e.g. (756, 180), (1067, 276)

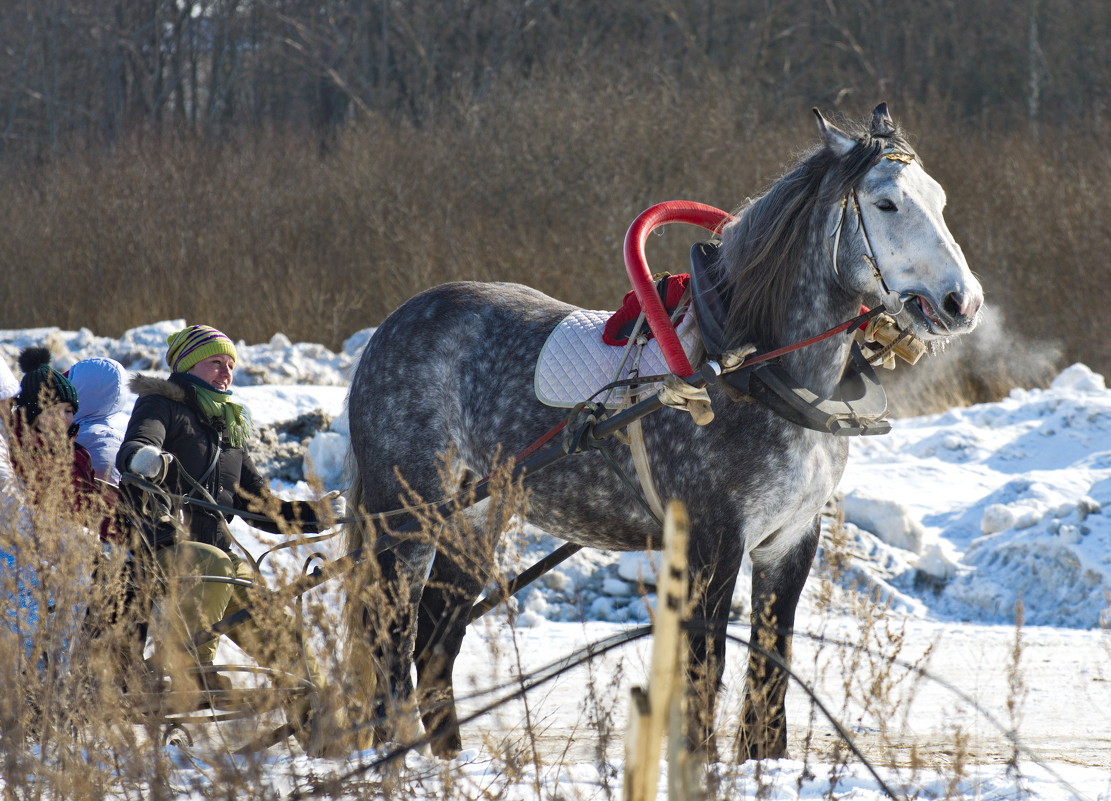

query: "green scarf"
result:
(181, 375), (253, 448)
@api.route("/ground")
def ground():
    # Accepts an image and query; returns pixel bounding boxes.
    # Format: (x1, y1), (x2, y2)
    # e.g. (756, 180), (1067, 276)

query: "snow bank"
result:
(0, 321), (370, 386)
(841, 362), (1111, 628)
(8, 322), (1111, 630)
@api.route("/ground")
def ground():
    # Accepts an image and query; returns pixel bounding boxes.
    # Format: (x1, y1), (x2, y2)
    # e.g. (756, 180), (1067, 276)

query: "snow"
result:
(4, 323), (1111, 799)
(838, 361), (1111, 630)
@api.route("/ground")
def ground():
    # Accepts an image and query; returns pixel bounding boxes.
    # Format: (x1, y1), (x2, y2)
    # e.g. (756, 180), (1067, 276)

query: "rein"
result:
(516, 305), (881, 472)
(718, 306), (882, 373)
(831, 189), (898, 301)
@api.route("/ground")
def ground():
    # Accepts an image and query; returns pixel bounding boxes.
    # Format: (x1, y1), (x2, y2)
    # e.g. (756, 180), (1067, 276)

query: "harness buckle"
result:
(562, 401), (607, 454)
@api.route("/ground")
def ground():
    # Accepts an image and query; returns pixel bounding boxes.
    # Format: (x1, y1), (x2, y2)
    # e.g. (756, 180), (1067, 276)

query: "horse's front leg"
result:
(739, 516), (820, 760)
(685, 530), (745, 760)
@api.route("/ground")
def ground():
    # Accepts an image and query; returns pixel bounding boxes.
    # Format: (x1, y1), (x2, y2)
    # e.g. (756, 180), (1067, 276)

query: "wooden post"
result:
(624, 500), (691, 801)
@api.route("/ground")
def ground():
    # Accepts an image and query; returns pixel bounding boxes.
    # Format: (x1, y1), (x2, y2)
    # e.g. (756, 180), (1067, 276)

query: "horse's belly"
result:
(520, 461), (664, 551)
(518, 428), (846, 556)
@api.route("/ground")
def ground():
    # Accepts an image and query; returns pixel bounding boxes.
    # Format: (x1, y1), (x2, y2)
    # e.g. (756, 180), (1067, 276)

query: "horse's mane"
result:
(715, 119), (917, 349)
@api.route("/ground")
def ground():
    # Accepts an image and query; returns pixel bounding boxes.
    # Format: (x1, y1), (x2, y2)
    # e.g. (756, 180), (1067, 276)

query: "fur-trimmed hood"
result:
(129, 372), (188, 404)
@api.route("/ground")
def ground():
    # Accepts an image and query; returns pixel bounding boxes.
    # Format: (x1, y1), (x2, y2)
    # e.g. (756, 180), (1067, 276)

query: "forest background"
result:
(1, 0), (1108, 404)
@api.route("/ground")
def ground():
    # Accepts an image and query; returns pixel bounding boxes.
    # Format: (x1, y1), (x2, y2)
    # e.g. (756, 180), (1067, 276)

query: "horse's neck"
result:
(777, 260), (860, 397)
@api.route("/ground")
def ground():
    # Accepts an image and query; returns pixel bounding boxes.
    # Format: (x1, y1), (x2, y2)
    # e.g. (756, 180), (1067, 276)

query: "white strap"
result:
(626, 418), (666, 523)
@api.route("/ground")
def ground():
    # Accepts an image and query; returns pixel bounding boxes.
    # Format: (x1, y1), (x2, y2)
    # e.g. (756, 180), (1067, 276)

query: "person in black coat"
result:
(116, 324), (343, 754)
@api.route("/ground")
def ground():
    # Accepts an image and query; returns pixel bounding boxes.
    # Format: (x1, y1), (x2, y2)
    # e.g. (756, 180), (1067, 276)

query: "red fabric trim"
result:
(602, 274), (691, 346)
(663, 273), (690, 308)
(602, 290), (645, 346)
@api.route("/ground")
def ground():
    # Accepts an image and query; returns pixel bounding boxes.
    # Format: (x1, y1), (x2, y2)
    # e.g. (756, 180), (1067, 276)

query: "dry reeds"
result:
(0, 417), (1080, 798)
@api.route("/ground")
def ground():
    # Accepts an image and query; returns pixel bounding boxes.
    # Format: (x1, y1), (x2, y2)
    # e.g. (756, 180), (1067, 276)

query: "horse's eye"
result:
(875, 198), (898, 212)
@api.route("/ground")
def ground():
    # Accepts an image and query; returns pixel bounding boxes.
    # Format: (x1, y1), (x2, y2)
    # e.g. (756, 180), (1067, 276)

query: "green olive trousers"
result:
(154, 541), (324, 691)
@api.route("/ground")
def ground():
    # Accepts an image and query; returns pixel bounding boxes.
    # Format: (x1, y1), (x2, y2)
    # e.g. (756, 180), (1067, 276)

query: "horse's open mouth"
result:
(905, 293), (950, 335)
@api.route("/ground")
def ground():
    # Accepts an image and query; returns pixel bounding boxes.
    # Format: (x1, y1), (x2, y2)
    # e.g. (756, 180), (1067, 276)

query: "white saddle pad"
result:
(534, 309), (701, 408)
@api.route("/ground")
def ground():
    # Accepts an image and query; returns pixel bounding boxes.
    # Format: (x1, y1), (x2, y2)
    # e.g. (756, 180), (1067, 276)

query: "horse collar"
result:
(689, 240), (892, 437)
(708, 343), (892, 437)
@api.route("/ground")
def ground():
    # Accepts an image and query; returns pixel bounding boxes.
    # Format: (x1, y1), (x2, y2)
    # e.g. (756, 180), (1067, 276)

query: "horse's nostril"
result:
(943, 292), (965, 319)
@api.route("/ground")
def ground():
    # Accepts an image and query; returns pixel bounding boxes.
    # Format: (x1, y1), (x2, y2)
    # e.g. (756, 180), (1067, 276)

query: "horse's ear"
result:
(812, 107), (855, 157)
(870, 102), (896, 136)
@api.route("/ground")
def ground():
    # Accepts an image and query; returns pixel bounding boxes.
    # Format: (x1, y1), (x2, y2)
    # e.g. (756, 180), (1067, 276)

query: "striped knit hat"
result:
(165, 324), (237, 374)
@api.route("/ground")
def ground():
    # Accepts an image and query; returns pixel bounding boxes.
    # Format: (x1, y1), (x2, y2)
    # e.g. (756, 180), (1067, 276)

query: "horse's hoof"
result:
(429, 733), (462, 760)
(297, 704), (361, 759)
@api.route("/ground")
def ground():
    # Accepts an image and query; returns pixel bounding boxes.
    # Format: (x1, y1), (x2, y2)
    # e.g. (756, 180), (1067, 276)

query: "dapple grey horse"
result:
(343, 104), (982, 760)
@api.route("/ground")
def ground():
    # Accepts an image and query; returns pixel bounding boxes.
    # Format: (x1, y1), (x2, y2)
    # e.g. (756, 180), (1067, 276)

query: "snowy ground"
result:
(4, 322), (1111, 799)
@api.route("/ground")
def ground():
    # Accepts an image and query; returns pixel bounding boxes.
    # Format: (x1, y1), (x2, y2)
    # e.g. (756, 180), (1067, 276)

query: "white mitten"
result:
(129, 445), (171, 483)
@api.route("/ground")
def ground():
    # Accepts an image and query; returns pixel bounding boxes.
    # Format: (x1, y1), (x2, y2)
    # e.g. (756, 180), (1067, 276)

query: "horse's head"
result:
(817, 104), (983, 342)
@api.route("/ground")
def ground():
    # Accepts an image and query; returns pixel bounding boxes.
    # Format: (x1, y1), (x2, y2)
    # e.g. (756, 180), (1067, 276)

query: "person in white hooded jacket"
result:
(0, 355), (19, 489)
(66, 357), (131, 485)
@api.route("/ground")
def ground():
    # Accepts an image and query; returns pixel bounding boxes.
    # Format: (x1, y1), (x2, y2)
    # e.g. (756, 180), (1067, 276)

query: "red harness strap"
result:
(731, 307), (878, 371)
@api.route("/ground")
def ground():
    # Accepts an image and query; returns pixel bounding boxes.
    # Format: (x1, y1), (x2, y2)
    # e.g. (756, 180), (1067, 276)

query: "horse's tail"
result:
(343, 444), (369, 555)
(337, 443), (380, 750)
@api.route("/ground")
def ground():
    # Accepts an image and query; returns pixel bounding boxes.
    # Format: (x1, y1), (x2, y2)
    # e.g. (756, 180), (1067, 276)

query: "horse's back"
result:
(354, 279), (572, 377)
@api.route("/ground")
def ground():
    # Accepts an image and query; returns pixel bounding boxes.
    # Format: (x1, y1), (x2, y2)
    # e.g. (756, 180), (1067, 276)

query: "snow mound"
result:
(0, 321), (373, 386)
(841, 363), (1111, 628)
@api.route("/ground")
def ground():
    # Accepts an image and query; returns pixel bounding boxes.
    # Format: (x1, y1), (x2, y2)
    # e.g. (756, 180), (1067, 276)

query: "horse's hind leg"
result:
(739, 516), (821, 761)
(413, 506), (497, 758)
(413, 555), (484, 758)
(367, 533), (437, 746)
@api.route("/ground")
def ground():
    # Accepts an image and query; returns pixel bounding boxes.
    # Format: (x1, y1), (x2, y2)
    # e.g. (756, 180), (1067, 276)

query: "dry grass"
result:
(2, 75), (1102, 408)
(2, 69), (1102, 786)
(0, 425), (1062, 798)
